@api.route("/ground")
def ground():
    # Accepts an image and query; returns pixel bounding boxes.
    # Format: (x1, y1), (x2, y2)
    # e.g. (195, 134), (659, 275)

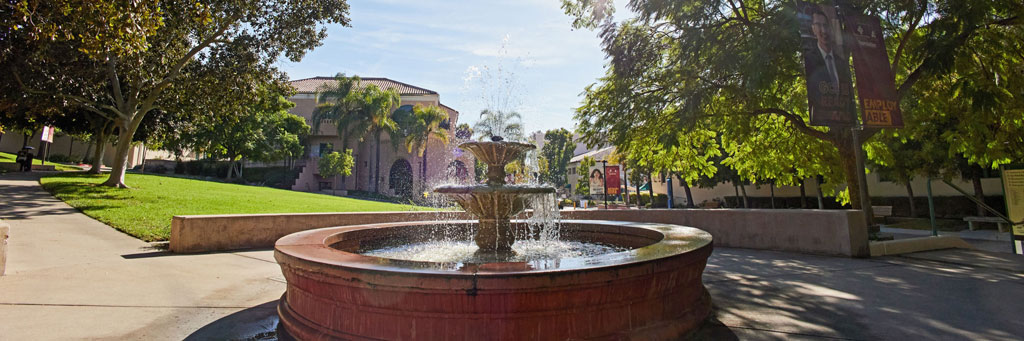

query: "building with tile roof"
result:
(287, 76), (473, 196)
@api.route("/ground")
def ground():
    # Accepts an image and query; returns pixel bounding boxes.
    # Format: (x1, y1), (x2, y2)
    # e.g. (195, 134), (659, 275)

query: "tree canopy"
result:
(3, 0), (351, 187)
(562, 0), (1024, 207)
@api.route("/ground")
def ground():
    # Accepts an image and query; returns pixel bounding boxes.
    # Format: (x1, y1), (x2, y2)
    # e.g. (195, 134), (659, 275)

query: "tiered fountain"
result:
(275, 139), (714, 340)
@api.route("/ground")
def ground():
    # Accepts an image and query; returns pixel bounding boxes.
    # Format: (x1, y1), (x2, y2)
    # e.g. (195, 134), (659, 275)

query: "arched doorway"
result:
(389, 159), (414, 198)
(447, 160), (469, 182)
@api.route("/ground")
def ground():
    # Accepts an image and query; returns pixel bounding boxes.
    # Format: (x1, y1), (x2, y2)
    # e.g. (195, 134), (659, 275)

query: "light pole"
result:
(602, 160), (609, 209)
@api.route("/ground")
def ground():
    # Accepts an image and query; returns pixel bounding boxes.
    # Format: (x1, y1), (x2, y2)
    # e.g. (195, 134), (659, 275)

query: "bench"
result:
(964, 216), (1009, 233)
(872, 206), (893, 224)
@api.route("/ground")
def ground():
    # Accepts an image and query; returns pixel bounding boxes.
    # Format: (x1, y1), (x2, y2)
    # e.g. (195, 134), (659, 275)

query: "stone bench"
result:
(964, 216), (1009, 233)
(872, 205), (893, 224)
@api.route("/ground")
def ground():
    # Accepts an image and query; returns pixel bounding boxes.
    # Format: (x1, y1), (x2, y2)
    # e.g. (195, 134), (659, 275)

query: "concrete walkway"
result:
(0, 172), (284, 340)
(1, 172), (1022, 340)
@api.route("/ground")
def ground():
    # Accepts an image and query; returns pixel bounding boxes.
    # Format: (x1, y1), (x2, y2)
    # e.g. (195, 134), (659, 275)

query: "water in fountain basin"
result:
(362, 240), (626, 265)
(362, 193), (626, 264)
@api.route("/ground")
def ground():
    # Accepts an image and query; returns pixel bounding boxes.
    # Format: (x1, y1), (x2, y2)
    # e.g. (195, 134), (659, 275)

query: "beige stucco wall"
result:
(0, 130), (153, 168)
(287, 92), (473, 195)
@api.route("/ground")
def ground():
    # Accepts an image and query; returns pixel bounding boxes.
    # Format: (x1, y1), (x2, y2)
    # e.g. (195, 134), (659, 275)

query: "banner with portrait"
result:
(797, 1), (856, 127)
(589, 167), (604, 196)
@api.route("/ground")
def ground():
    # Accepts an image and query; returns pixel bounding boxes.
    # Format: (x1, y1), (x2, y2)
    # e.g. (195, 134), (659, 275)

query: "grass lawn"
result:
(41, 173), (430, 242)
(1, 151), (81, 171)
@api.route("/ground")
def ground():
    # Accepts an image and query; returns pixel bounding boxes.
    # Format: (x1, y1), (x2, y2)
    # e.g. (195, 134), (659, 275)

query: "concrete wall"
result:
(170, 208), (868, 257)
(170, 211), (471, 253)
(564, 209), (869, 257)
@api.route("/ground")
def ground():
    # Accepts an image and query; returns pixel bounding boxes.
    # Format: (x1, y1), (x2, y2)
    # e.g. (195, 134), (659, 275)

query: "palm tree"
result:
(357, 84), (401, 193)
(472, 109), (523, 141)
(404, 104), (450, 185)
(311, 74), (365, 187)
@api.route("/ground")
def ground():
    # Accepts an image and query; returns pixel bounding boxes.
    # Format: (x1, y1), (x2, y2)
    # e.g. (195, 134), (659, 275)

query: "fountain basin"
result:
(275, 220), (713, 340)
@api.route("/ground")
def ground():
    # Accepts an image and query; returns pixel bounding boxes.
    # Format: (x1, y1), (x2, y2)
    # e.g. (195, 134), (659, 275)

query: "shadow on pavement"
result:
(185, 300), (279, 341)
(0, 173), (80, 220)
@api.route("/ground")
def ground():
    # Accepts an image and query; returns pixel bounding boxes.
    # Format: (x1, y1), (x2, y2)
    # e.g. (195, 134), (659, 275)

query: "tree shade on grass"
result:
(40, 173), (427, 242)
(0, 152), (81, 171)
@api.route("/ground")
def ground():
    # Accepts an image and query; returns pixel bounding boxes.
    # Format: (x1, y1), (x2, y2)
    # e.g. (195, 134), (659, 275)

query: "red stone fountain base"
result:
(274, 220), (713, 340)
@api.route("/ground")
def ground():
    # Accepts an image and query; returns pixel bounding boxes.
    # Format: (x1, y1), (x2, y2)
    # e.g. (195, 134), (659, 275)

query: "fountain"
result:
(274, 139), (714, 340)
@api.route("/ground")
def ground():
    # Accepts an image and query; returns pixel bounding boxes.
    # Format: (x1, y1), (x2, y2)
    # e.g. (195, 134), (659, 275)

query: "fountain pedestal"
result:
(433, 140), (554, 252)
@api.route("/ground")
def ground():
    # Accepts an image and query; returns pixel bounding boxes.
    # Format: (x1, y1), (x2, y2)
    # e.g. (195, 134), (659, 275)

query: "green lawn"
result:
(1, 151), (81, 171)
(41, 173), (429, 242)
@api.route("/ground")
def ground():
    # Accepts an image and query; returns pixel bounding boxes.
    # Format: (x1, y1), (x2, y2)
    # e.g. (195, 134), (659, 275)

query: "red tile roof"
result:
(289, 76), (438, 96)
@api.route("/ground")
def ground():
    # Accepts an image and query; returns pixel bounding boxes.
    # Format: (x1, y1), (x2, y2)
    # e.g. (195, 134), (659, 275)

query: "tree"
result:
(563, 0), (1024, 209)
(575, 156), (595, 197)
(154, 86), (307, 180)
(8, 0), (351, 187)
(318, 149), (355, 190)
(362, 86), (402, 193)
(309, 74), (401, 193)
(473, 109), (524, 141)
(539, 128), (576, 187)
(403, 104), (451, 185)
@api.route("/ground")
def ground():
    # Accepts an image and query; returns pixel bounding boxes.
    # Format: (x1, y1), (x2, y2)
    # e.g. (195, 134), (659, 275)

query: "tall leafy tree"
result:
(576, 156), (596, 197)
(563, 0), (1024, 209)
(403, 104), (451, 184)
(7, 0), (351, 187)
(539, 128), (577, 187)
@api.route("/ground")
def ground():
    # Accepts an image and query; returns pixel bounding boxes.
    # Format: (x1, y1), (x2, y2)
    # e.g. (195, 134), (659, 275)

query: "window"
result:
(319, 143), (334, 157)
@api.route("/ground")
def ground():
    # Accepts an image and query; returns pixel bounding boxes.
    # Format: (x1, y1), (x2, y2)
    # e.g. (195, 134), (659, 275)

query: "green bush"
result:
(46, 154), (75, 163)
(628, 193), (668, 208)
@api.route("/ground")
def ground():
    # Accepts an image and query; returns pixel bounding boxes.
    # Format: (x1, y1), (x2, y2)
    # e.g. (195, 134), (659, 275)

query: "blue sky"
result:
(276, 0), (629, 134)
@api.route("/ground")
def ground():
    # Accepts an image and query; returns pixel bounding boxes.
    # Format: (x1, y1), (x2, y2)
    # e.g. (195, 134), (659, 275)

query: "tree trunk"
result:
(88, 124), (110, 175)
(837, 142), (863, 209)
(102, 116), (146, 188)
(739, 182), (749, 208)
(622, 167), (630, 207)
(733, 183), (741, 208)
(678, 176), (695, 208)
(815, 175), (826, 209)
(769, 182), (776, 209)
(905, 181), (917, 217)
(374, 131), (382, 193)
(800, 178), (807, 209)
(422, 144), (429, 184)
(971, 169), (985, 216)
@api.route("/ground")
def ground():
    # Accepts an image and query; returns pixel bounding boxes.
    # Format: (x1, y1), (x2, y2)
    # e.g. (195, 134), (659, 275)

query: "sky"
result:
(276, 0), (630, 135)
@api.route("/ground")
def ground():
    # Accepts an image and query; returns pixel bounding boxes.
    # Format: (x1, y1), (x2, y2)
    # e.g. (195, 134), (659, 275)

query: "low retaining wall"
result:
(564, 209), (868, 257)
(171, 209), (868, 257)
(170, 211), (470, 253)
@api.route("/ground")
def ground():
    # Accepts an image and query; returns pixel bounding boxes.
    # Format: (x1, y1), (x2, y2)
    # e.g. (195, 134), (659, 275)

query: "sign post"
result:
(1001, 164), (1024, 255)
(39, 126), (55, 166)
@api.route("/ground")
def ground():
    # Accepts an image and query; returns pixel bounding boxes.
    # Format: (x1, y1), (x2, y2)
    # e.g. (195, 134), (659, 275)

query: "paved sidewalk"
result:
(882, 226), (1014, 253)
(1, 172), (1022, 340)
(0, 172), (284, 340)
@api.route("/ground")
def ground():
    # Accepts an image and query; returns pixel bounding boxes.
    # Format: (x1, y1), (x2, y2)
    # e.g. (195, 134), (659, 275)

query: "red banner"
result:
(606, 166), (621, 196)
(847, 14), (903, 128)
